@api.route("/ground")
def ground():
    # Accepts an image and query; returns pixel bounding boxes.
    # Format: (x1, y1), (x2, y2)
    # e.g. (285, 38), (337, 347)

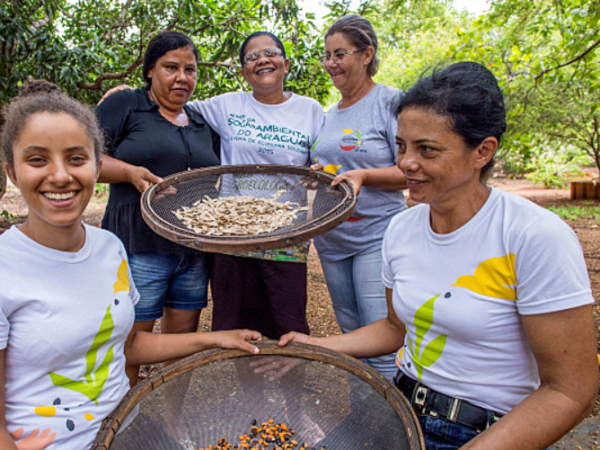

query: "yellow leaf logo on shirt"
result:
(323, 164), (342, 175)
(452, 254), (517, 300)
(113, 259), (130, 293)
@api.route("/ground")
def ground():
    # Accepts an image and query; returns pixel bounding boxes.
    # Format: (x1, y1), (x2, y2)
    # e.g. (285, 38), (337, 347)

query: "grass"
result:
(547, 203), (600, 221)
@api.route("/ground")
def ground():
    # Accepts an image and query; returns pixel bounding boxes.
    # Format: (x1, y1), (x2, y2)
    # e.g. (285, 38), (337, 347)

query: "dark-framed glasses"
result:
(243, 47), (283, 64)
(318, 49), (365, 64)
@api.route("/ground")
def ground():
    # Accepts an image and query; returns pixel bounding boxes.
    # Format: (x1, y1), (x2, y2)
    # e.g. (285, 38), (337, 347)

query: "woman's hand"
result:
(10, 427), (56, 450)
(331, 169), (367, 196)
(126, 165), (163, 193)
(310, 164), (366, 195)
(97, 84), (135, 106)
(98, 155), (162, 192)
(210, 329), (262, 354)
(249, 356), (303, 381)
(153, 185), (178, 201)
(278, 331), (315, 347)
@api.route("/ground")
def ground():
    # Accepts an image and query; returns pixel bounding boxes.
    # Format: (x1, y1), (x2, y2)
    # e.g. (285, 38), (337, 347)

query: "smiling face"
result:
(323, 32), (373, 95)
(6, 112), (100, 242)
(147, 46), (197, 112)
(240, 34), (289, 97)
(396, 107), (494, 212)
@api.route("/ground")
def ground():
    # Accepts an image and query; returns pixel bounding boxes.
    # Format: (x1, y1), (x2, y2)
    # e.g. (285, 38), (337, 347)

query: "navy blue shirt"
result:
(96, 87), (220, 255)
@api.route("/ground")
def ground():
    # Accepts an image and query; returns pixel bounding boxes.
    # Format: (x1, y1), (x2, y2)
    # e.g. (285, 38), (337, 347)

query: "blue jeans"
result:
(418, 415), (479, 450)
(320, 247), (397, 381)
(417, 415), (549, 450)
(129, 253), (209, 322)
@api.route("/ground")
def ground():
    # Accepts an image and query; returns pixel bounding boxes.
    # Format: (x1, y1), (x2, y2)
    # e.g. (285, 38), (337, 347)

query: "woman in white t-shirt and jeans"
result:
(279, 62), (598, 450)
(0, 80), (261, 450)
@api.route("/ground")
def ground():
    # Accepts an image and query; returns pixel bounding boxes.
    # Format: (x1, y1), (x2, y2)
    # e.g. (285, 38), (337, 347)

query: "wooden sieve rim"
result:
(140, 165), (356, 253)
(92, 342), (425, 450)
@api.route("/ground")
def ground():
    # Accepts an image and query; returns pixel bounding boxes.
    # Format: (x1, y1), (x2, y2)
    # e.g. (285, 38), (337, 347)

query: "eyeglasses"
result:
(318, 49), (365, 64)
(243, 47), (283, 65)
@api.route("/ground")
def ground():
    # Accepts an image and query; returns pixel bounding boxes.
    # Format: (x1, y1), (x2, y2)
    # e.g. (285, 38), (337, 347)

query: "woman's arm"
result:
(279, 288), (406, 358)
(0, 351), (18, 450)
(95, 89), (164, 193)
(124, 328), (261, 366)
(461, 305), (598, 450)
(310, 164), (406, 196)
(97, 85), (135, 106)
(98, 154), (163, 194)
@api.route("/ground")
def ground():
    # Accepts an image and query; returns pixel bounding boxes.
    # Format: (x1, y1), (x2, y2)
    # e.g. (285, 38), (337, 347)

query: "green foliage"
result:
(0, 0), (331, 106)
(524, 150), (584, 188)
(448, 0), (600, 177)
(0, 209), (16, 222)
(0, 0), (65, 104)
(367, 0), (600, 183)
(94, 182), (109, 198)
(370, 0), (465, 90)
(547, 204), (600, 221)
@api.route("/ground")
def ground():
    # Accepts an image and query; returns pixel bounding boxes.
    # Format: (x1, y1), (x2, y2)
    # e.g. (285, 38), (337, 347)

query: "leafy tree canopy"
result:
(366, 0), (600, 177)
(0, 0), (331, 106)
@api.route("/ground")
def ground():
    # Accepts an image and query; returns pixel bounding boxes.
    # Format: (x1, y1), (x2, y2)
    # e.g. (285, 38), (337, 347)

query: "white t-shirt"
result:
(382, 188), (593, 414)
(0, 224), (139, 450)
(188, 91), (325, 166)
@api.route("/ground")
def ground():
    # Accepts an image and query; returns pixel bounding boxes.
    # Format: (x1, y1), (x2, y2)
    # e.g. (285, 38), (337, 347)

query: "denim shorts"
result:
(129, 253), (209, 322)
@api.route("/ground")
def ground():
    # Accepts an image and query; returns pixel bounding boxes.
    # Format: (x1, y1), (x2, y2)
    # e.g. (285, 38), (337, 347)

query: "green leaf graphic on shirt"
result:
(48, 306), (115, 405)
(310, 139), (321, 153)
(354, 131), (364, 138)
(407, 294), (447, 380)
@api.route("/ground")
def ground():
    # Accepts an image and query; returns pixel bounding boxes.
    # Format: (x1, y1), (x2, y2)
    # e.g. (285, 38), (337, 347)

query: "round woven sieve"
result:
(92, 342), (424, 450)
(140, 165), (356, 252)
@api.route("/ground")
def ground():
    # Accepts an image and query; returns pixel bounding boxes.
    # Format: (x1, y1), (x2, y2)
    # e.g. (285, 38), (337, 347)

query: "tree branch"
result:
(197, 60), (236, 69)
(78, 57), (235, 90)
(534, 37), (600, 80)
(118, 0), (134, 24)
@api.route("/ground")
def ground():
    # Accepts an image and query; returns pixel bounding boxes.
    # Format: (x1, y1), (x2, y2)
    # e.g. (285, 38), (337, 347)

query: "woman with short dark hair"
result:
(281, 61), (598, 450)
(96, 30), (221, 385)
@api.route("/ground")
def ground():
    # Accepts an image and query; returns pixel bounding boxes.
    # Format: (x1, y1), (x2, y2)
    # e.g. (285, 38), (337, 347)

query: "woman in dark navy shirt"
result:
(96, 31), (220, 385)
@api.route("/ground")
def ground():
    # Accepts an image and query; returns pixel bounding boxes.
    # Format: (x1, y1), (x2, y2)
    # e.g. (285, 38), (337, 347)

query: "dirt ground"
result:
(1, 177), (599, 449)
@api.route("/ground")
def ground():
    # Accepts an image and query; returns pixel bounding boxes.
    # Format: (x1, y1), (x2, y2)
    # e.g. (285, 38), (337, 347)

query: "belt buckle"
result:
(485, 413), (503, 430)
(413, 385), (428, 412)
(447, 398), (462, 422)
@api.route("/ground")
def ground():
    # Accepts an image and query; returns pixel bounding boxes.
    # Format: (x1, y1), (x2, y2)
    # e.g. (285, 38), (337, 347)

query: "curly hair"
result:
(1, 80), (104, 169)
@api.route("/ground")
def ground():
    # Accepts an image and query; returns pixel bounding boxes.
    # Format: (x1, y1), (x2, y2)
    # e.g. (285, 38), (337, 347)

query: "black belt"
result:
(394, 372), (503, 433)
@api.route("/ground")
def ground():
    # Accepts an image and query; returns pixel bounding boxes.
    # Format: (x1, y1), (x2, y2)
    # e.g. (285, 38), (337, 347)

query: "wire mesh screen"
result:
(141, 165), (356, 252)
(93, 344), (424, 450)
